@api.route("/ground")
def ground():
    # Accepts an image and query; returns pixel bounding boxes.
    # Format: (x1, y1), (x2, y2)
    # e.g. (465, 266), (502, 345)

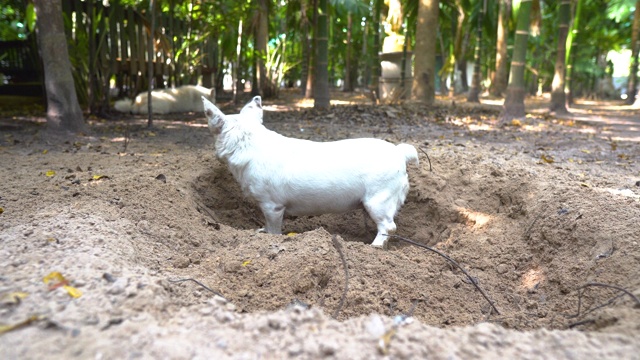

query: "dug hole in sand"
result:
(1, 99), (639, 358)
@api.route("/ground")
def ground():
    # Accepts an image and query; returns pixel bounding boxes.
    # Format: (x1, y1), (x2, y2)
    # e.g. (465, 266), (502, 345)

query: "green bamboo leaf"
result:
(25, 2), (36, 32)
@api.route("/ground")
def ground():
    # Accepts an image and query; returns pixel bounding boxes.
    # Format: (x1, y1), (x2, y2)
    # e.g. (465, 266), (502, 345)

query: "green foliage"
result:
(0, 0), (29, 41)
(2, 0), (633, 103)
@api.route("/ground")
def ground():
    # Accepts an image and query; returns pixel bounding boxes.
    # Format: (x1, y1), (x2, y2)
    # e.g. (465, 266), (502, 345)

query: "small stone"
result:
(210, 295), (227, 306)
(287, 343), (303, 357)
(320, 340), (338, 356)
(107, 278), (128, 295)
(172, 255), (190, 269)
(214, 309), (234, 323)
(496, 263), (511, 275)
(199, 307), (213, 316)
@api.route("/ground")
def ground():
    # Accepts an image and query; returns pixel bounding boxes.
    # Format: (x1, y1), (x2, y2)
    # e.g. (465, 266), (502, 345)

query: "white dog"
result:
(115, 85), (215, 114)
(203, 96), (418, 248)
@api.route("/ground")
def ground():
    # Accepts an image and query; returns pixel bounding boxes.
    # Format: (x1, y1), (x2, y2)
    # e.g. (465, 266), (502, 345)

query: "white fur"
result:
(203, 96), (419, 249)
(114, 85), (215, 114)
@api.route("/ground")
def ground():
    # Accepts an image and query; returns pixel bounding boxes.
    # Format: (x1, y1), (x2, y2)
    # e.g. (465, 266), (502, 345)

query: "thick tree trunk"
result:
(233, 20), (243, 104)
(147, 0), (155, 127)
(33, 0), (86, 134)
(343, 12), (353, 92)
(300, 0), (310, 95)
(565, 0), (583, 105)
(549, 0), (570, 114)
(490, 0), (510, 97)
(313, 0), (330, 109)
(453, 2), (468, 94)
(412, 0), (439, 104)
(371, 0), (382, 101)
(627, 0), (640, 105)
(467, 0), (486, 103)
(255, 0), (270, 97)
(500, 0), (532, 122)
(305, 0), (318, 99)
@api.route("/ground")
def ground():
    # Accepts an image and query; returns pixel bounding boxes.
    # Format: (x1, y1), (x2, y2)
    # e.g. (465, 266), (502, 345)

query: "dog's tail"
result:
(396, 143), (419, 166)
(114, 98), (133, 113)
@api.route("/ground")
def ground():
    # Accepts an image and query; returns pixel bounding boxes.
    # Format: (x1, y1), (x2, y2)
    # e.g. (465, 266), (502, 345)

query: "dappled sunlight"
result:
(456, 207), (492, 228)
(601, 187), (640, 201)
(282, 97), (363, 109)
(480, 98), (504, 107)
(521, 267), (546, 291)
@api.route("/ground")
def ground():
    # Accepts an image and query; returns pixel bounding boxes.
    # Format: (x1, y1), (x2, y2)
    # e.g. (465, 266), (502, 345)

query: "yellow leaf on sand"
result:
(43, 272), (82, 298)
(0, 207), (4, 214)
(580, 149), (591, 154)
(580, 182), (591, 188)
(286, 232), (297, 237)
(242, 260), (251, 267)
(540, 154), (554, 164)
(0, 315), (42, 335)
(45, 170), (56, 177)
(43, 271), (66, 285)
(0, 291), (29, 305)
(42, 149), (48, 154)
(511, 119), (522, 127)
(63, 285), (83, 298)
(92, 175), (109, 180)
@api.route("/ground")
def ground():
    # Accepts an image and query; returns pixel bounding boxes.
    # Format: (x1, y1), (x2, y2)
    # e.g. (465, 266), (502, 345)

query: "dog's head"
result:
(240, 96), (263, 124)
(202, 96), (263, 135)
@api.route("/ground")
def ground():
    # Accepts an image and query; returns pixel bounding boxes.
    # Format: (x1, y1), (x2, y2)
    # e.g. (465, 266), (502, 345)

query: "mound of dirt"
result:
(1, 99), (639, 358)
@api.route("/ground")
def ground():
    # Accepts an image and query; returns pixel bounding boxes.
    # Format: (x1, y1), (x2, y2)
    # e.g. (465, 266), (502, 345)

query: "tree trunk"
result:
(467, 0), (486, 103)
(147, 0), (155, 127)
(565, 0), (582, 105)
(343, 12), (352, 92)
(627, 0), (640, 105)
(87, 0), (96, 114)
(305, 0), (318, 99)
(453, 2), (468, 94)
(233, 19), (243, 104)
(412, 0), (439, 104)
(490, 0), (510, 97)
(300, 0), (310, 95)
(33, 0), (86, 134)
(371, 0), (382, 101)
(255, 0), (270, 97)
(500, 0), (532, 122)
(549, 0), (570, 114)
(313, 0), (330, 109)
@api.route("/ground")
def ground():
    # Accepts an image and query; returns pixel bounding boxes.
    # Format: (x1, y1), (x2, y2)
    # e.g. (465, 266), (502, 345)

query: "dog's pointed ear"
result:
(202, 96), (225, 132)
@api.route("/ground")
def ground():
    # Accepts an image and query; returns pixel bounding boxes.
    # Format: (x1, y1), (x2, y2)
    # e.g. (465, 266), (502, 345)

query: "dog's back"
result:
(116, 85), (215, 114)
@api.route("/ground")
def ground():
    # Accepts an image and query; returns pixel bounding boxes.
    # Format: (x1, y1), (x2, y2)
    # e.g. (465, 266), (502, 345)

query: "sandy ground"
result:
(1, 91), (639, 359)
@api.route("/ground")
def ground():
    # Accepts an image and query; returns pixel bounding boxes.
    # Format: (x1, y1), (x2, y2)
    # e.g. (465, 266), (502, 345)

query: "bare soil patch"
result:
(1, 92), (639, 358)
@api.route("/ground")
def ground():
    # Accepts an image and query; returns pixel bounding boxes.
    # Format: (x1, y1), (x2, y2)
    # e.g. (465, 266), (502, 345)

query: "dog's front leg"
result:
(259, 203), (285, 234)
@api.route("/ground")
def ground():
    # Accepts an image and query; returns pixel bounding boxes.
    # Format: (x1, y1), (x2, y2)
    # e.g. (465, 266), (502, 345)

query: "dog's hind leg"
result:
(259, 203), (285, 234)
(364, 196), (399, 249)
